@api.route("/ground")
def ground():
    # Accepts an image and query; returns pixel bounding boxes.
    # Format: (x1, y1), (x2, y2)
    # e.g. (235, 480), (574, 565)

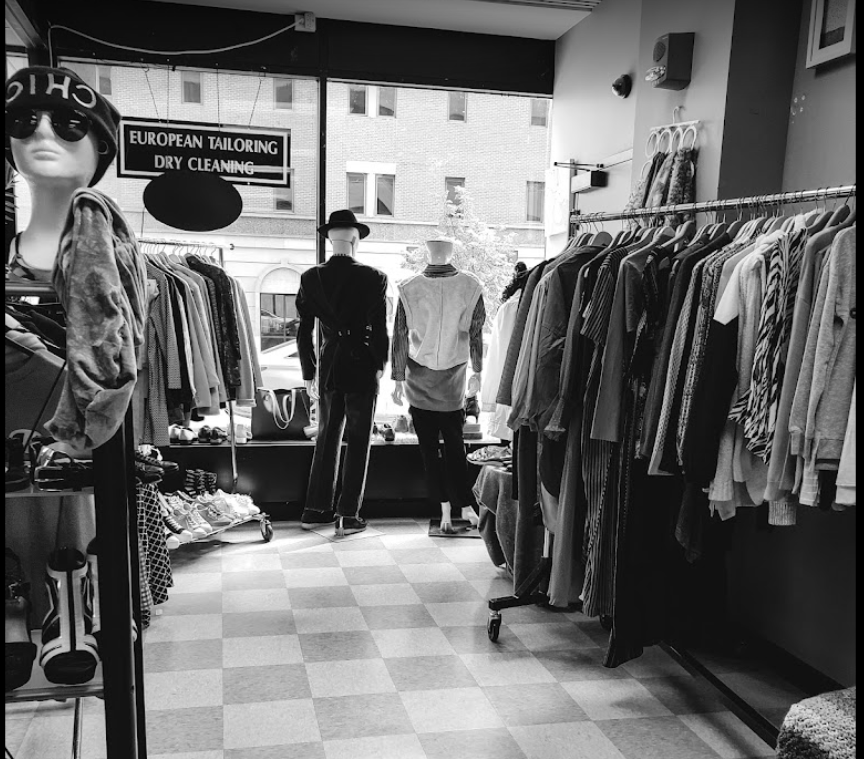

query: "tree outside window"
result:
(349, 85), (367, 115)
(378, 87), (396, 117)
(448, 91), (467, 121)
(526, 181), (545, 223)
(445, 177), (466, 213)
(181, 70), (202, 104)
(376, 175), (395, 216)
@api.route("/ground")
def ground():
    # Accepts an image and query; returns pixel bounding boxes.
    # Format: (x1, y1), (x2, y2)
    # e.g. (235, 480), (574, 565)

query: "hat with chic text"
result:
(5, 66), (122, 186)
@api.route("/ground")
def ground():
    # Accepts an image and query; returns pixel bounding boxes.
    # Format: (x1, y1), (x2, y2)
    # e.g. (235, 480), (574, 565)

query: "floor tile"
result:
(441, 546), (496, 563)
(640, 675), (729, 715)
(280, 551), (341, 569)
(390, 547), (451, 564)
(144, 638), (224, 673)
(562, 678), (674, 720)
(146, 614), (223, 642)
(284, 568), (349, 588)
(440, 625), (528, 654)
(619, 646), (690, 679)
(223, 663), (311, 704)
(306, 658), (396, 697)
(323, 733), (426, 759)
(533, 649), (631, 682)
(222, 571), (288, 590)
(223, 588), (292, 614)
(457, 562), (510, 580)
(224, 699), (321, 749)
(478, 603), (559, 626)
(385, 655), (479, 691)
(469, 577), (516, 597)
(169, 558), (224, 574)
(334, 550), (396, 567)
(151, 751), (224, 759)
(328, 536), (387, 551)
(426, 601), (489, 626)
(484, 682), (589, 725)
(298, 630), (382, 662)
(507, 622), (599, 651)
(292, 606), (369, 634)
(379, 535), (439, 550)
(342, 565), (407, 585)
(509, 721), (629, 759)
(598, 716), (721, 759)
(221, 553), (283, 573)
(289, 586), (358, 608)
(224, 745), (324, 759)
(11, 715), (77, 759)
(276, 536), (335, 555)
(400, 563), (468, 583)
(374, 521), (429, 535)
(313, 693), (414, 741)
(401, 686), (504, 733)
(372, 627), (456, 658)
(170, 572), (224, 594)
(351, 583), (423, 606)
(146, 706), (224, 754)
(679, 712), (774, 759)
(460, 652), (557, 686)
(222, 610), (296, 637)
(717, 672), (807, 710)
(420, 728), (528, 759)
(360, 604), (437, 629)
(223, 634), (303, 667)
(145, 668), (223, 710)
(412, 581), (485, 602)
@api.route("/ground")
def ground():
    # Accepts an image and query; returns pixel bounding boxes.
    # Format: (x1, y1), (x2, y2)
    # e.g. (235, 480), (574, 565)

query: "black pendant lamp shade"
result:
(143, 170), (242, 231)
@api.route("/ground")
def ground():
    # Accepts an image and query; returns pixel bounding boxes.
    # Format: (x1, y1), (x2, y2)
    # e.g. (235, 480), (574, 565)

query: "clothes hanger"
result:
(663, 218), (696, 252)
(589, 229), (613, 247)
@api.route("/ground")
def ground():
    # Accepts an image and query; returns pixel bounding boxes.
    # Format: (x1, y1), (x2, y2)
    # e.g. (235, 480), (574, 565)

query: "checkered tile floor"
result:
(6, 519), (787, 758)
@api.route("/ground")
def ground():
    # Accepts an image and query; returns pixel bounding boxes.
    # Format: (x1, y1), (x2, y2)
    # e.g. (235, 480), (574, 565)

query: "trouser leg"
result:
(335, 391), (377, 517)
(439, 408), (477, 513)
(409, 406), (446, 506)
(304, 390), (346, 514)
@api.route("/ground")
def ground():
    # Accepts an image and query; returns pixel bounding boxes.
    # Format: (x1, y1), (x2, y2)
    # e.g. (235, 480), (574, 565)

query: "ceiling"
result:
(147, 0), (599, 40)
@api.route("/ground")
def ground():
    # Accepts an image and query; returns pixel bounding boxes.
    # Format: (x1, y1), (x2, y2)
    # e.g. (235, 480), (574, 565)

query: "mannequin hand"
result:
(467, 372), (482, 398)
(305, 378), (319, 402)
(392, 381), (405, 406)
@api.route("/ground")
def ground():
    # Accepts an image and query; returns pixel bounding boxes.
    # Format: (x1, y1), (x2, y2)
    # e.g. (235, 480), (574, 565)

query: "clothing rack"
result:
(570, 183), (857, 229)
(565, 180), (856, 751)
(137, 237), (242, 491)
(4, 282), (147, 759)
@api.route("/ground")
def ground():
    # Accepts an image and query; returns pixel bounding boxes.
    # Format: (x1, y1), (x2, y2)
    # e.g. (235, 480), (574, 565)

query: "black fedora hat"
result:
(317, 209), (370, 239)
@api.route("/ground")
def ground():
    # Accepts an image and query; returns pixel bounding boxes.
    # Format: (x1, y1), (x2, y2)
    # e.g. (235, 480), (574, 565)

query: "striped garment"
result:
(391, 264), (485, 381)
(728, 230), (806, 461)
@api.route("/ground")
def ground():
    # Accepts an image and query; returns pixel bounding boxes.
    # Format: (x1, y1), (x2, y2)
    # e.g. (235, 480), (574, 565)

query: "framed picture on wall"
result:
(806, 0), (857, 68)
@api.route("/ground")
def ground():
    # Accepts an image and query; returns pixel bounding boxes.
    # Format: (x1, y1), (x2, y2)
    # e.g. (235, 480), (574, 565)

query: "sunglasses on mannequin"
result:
(6, 107), (92, 143)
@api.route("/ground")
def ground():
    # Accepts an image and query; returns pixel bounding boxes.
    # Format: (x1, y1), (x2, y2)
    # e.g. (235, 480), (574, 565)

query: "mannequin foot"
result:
(461, 507), (479, 528)
(439, 502), (457, 534)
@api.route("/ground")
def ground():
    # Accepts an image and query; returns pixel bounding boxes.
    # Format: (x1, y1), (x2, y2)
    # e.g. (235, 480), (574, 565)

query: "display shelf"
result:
(168, 434), (500, 449)
(5, 482), (94, 499)
(177, 512), (273, 544)
(5, 630), (104, 704)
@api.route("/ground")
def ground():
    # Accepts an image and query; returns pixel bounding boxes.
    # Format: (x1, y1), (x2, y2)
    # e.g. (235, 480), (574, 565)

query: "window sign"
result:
(119, 118), (291, 187)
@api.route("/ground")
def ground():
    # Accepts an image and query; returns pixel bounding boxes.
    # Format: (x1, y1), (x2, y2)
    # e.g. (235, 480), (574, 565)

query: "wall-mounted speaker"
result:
(646, 32), (695, 91)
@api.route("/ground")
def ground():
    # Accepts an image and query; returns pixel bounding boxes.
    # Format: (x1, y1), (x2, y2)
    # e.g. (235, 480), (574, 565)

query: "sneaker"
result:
(230, 493), (261, 516)
(161, 505), (194, 543)
(40, 547), (100, 685)
(300, 510), (337, 531)
(5, 548), (37, 691)
(168, 496), (209, 537)
(335, 515), (367, 537)
(188, 505), (215, 534)
(213, 490), (250, 518)
(165, 530), (181, 550)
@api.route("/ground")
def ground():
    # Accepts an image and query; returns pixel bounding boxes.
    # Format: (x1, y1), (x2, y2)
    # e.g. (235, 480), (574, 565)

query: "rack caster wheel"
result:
(260, 518), (274, 542)
(487, 612), (502, 642)
(600, 614), (612, 632)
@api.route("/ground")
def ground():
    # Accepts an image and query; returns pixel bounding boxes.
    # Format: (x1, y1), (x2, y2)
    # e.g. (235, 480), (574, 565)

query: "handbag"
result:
(251, 387), (311, 440)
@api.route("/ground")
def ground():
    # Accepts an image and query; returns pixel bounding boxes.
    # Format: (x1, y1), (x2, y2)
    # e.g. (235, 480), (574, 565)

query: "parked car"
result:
(258, 339), (305, 390)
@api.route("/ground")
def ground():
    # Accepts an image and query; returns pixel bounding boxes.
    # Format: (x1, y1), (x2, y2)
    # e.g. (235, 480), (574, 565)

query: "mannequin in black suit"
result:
(296, 211), (389, 536)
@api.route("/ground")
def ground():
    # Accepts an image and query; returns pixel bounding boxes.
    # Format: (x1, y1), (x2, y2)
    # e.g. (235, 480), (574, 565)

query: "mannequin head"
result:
(328, 226), (360, 257)
(426, 237), (454, 265)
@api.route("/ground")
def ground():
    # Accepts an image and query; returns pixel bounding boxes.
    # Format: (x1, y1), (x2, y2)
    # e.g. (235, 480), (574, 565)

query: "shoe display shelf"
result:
(184, 512), (274, 544)
(6, 280), (147, 759)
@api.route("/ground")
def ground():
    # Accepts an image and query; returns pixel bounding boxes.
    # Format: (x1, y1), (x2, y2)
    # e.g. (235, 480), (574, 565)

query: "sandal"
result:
(209, 427), (228, 445)
(33, 447), (94, 491)
(467, 445), (512, 465)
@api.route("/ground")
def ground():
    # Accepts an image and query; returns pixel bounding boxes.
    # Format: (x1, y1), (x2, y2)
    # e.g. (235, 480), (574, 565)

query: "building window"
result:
(531, 98), (549, 127)
(376, 175), (395, 217)
(98, 66), (112, 96)
(526, 181), (545, 223)
(448, 91), (467, 121)
(349, 85), (367, 115)
(181, 71), (202, 104)
(273, 185), (293, 212)
(260, 293), (299, 351)
(274, 78), (293, 109)
(347, 172), (366, 214)
(445, 177), (465, 206)
(378, 87), (396, 117)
